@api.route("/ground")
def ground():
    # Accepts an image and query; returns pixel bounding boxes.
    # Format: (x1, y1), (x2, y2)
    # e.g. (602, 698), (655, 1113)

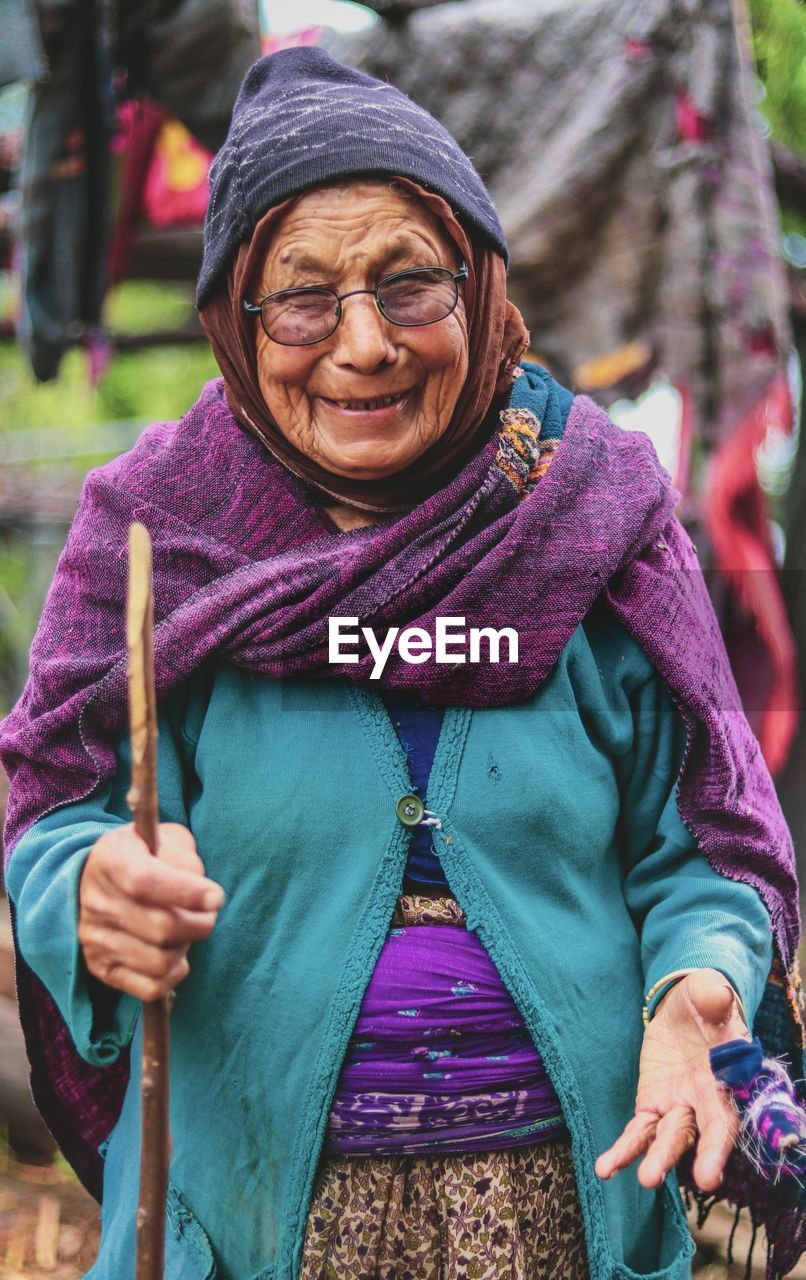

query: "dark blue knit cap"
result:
(196, 47), (508, 308)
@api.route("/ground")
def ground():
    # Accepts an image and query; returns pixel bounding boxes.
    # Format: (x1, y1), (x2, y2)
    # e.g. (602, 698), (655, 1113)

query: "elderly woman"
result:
(1, 48), (800, 1280)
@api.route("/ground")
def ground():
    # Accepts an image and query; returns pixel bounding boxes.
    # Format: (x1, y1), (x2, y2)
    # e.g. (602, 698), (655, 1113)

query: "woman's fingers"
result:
(637, 1092), (734, 1191)
(81, 859), (222, 941)
(81, 926), (188, 982)
(101, 955), (191, 1002)
(86, 826), (225, 912)
(80, 914), (193, 997)
(100, 900), (220, 948)
(108, 846), (224, 912)
(636, 1106), (697, 1187)
(690, 1084), (738, 1192)
(595, 1111), (657, 1179)
(598, 1106), (700, 1186)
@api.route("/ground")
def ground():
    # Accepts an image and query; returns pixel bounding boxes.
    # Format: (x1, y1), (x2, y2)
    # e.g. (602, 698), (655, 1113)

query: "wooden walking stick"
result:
(127, 522), (170, 1280)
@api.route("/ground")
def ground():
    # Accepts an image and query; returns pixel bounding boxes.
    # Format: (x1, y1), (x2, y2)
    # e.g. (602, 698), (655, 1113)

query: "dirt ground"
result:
(0, 1154), (804, 1280)
(0, 1158), (100, 1280)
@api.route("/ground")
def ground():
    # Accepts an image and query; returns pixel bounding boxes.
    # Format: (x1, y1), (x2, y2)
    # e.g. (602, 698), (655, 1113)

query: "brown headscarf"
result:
(199, 178), (528, 513)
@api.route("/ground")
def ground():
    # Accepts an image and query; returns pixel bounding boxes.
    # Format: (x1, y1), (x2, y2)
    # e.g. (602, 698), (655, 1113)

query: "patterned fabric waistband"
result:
(392, 895), (467, 927)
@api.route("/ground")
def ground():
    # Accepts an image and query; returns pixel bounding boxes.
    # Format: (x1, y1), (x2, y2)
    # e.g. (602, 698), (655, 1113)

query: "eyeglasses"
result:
(243, 262), (468, 346)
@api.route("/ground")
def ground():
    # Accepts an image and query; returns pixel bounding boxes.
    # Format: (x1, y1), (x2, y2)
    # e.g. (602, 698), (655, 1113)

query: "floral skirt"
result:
(299, 1137), (589, 1280)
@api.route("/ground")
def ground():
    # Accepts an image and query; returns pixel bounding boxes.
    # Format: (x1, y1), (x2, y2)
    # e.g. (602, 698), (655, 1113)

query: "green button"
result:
(396, 793), (425, 827)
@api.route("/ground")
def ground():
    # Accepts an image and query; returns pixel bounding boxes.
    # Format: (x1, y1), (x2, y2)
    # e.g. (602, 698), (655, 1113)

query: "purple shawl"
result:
(0, 367), (801, 1267)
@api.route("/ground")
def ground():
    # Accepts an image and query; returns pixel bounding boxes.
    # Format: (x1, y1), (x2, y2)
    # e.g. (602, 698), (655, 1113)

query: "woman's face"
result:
(253, 183), (470, 481)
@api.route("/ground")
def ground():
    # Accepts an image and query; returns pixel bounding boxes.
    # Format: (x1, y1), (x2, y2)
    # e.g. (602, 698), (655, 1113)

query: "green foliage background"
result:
(0, 286), (217, 712)
(747, 0), (806, 235)
(748, 0), (806, 151)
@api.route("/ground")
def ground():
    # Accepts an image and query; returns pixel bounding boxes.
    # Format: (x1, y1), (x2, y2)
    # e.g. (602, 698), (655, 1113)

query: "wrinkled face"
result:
(252, 182), (470, 480)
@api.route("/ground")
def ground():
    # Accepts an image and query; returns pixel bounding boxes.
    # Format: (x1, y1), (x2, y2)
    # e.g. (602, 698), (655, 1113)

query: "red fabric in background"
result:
(140, 120), (210, 228)
(107, 27), (324, 256)
(706, 371), (799, 775)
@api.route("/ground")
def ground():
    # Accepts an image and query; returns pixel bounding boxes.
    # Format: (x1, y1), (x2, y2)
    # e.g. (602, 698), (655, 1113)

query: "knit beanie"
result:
(196, 46), (508, 308)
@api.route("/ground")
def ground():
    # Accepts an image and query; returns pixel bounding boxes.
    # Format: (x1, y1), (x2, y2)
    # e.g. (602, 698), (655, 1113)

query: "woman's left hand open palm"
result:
(596, 969), (750, 1192)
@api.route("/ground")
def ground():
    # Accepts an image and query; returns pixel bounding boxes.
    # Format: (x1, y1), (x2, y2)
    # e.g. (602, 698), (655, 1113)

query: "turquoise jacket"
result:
(7, 601), (773, 1280)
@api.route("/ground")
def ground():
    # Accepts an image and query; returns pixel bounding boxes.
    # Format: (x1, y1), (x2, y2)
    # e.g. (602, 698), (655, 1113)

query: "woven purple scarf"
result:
(0, 364), (801, 1268)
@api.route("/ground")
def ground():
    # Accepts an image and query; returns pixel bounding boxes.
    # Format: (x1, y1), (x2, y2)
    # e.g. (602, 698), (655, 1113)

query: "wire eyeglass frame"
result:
(243, 261), (469, 346)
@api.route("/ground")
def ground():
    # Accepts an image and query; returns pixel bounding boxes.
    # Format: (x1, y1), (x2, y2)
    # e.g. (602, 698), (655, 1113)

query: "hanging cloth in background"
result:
(16, 0), (260, 382)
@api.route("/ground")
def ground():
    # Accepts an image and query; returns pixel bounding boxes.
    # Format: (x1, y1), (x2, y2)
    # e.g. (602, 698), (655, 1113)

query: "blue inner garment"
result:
(382, 690), (448, 890)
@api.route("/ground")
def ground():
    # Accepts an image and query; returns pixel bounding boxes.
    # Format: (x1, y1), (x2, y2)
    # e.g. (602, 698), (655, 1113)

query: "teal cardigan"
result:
(7, 601), (773, 1280)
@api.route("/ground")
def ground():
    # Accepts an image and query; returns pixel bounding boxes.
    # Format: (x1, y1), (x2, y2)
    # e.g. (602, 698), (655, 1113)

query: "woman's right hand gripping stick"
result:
(78, 824), (225, 1001)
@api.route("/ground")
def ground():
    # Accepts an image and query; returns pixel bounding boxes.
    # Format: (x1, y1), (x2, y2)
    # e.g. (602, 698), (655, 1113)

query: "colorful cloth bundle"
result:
(710, 1038), (806, 1192)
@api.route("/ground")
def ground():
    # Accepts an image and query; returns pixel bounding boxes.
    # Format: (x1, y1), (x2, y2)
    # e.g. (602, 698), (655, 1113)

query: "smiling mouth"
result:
(323, 391), (410, 412)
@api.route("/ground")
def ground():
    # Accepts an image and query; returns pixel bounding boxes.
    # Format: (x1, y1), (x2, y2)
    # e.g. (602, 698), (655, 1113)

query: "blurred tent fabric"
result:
(334, 0), (789, 449)
(328, 0), (798, 774)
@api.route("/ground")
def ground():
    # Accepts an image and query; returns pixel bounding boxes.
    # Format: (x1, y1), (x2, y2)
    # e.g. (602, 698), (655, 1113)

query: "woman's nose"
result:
(331, 295), (398, 372)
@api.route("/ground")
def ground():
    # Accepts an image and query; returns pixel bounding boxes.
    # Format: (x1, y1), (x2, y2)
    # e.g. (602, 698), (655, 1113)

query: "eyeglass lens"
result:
(261, 268), (460, 345)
